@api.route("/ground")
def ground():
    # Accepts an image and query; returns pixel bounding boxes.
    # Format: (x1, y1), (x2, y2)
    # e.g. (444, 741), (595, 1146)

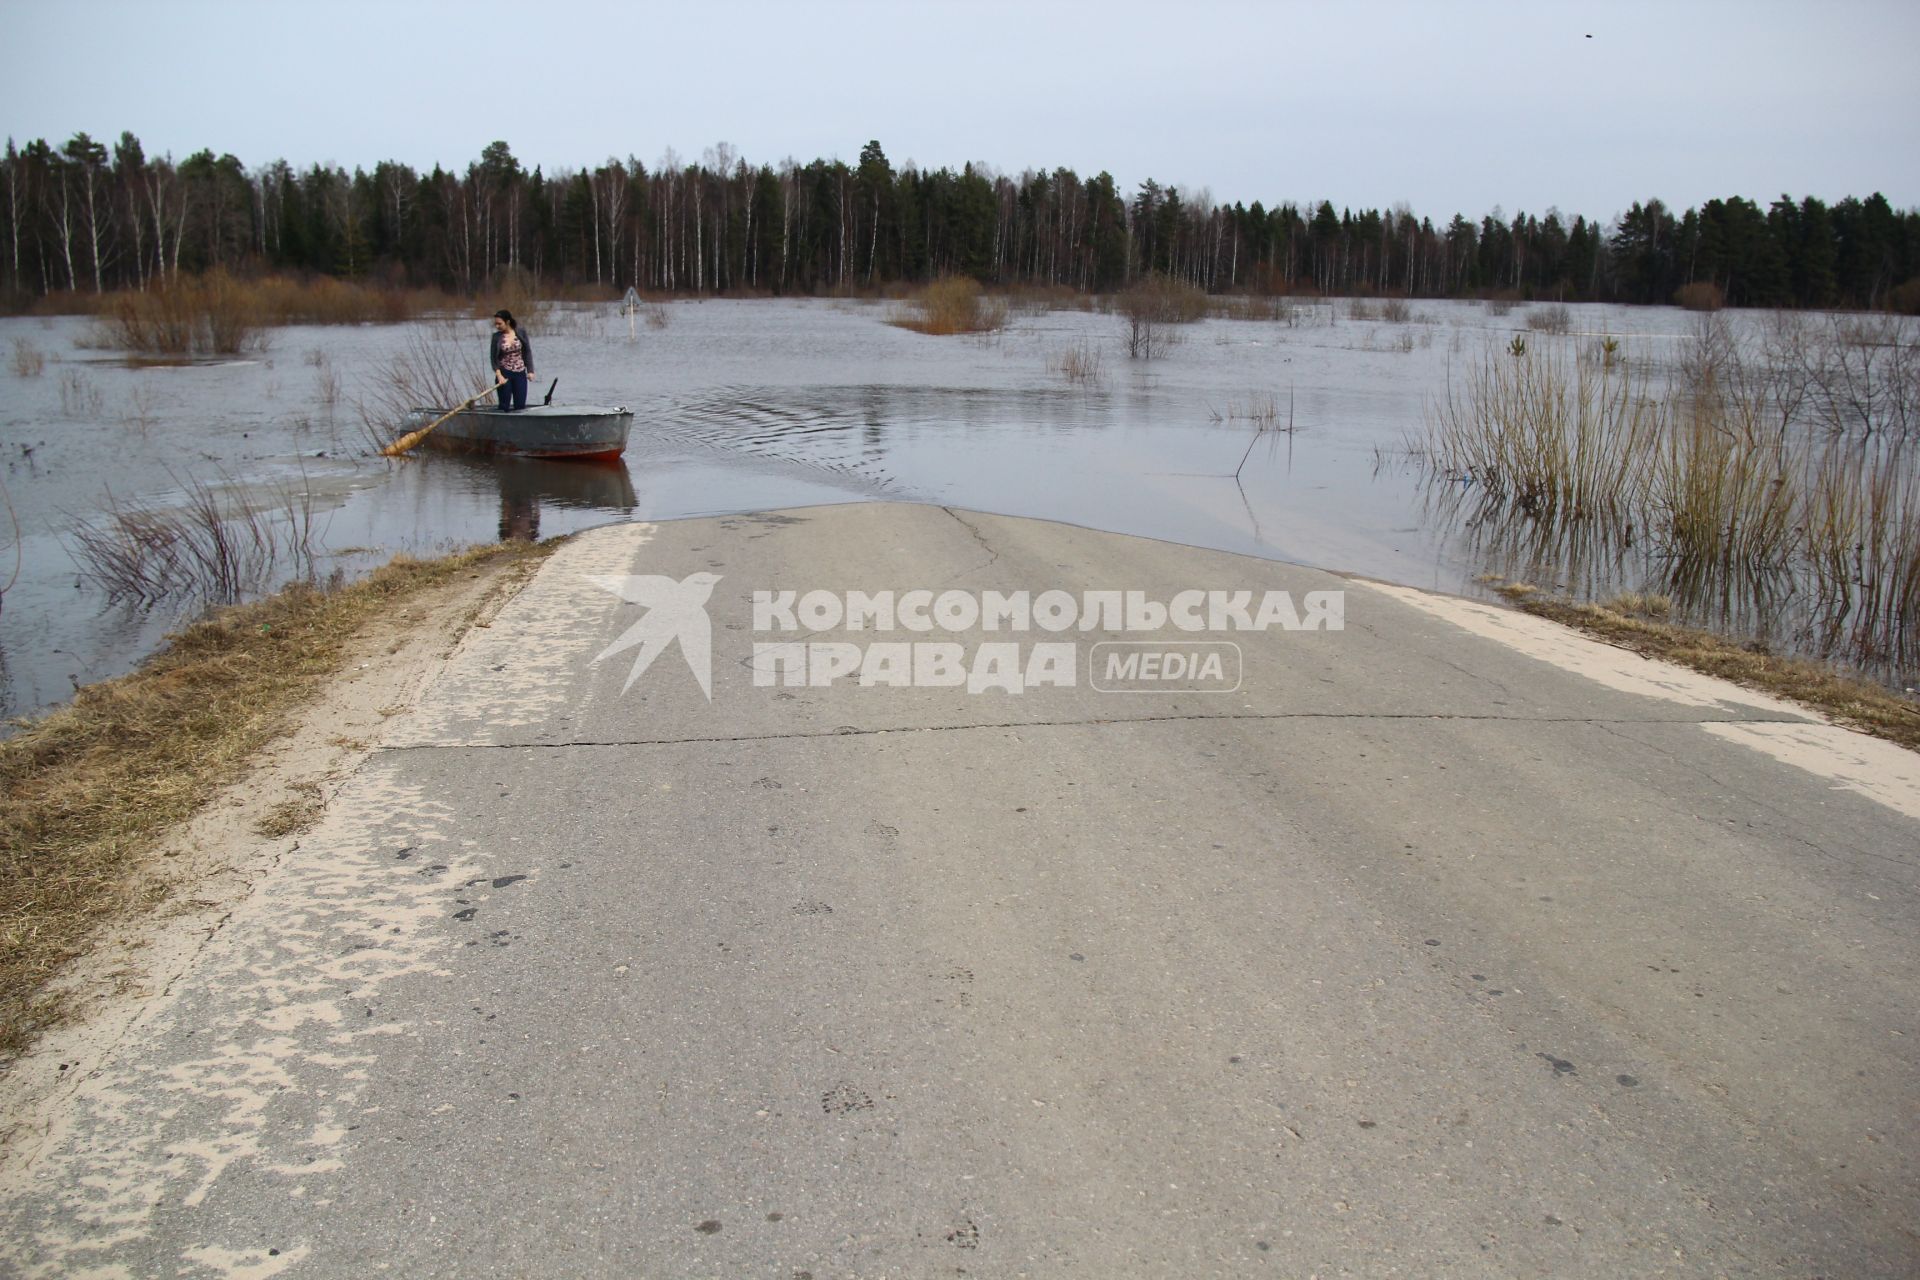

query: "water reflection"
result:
(432, 454), (639, 543)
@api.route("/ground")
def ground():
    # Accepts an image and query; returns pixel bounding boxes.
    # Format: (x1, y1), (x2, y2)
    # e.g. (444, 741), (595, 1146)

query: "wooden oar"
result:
(380, 382), (501, 457)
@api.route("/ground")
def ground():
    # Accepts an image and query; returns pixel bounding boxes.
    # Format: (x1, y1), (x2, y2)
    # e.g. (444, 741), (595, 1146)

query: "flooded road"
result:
(0, 297), (1906, 720)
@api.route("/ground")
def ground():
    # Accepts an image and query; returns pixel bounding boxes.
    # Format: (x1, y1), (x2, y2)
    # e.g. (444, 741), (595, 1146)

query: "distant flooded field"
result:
(0, 297), (1913, 721)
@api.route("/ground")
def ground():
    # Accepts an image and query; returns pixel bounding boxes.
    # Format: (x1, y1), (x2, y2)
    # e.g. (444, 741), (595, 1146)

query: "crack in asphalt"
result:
(941, 506), (1003, 577)
(379, 711), (1821, 754)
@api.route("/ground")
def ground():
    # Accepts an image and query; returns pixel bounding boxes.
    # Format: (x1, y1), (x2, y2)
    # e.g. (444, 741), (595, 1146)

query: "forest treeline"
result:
(5, 132), (1918, 311)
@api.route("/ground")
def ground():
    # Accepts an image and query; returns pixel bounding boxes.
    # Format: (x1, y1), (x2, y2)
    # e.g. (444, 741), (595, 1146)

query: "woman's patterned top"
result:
(499, 331), (527, 374)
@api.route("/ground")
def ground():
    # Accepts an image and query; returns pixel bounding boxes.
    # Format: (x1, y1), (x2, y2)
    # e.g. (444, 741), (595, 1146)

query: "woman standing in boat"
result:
(489, 310), (535, 411)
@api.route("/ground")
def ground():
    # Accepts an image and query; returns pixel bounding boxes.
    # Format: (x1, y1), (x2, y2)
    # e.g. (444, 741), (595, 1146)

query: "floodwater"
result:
(0, 297), (1908, 722)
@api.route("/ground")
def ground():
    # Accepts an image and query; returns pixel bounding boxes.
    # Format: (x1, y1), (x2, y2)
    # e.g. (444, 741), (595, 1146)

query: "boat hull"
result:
(405, 404), (633, 461)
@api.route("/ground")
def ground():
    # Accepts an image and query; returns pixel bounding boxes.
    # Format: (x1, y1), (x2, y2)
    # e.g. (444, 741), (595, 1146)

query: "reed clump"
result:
(889, 276), (1008, 335)
(1210, 294), (1296, 324)
(1421, 328), (1920, 679)
(1423, 343), (1663, 522)
(1047, 338), (1105, 386)
(1208, 393), (1283, 426)
(1005, 283), (1082, 315)
(59, 369), (104, 416)
(10, 338), (46, 376)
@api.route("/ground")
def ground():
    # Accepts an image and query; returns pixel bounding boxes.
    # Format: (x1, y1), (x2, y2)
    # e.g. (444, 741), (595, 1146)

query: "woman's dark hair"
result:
(494, 309), (517, 331)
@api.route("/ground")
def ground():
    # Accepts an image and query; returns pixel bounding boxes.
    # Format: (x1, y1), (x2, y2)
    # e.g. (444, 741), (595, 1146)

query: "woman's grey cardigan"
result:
(489, 328), (535, 376)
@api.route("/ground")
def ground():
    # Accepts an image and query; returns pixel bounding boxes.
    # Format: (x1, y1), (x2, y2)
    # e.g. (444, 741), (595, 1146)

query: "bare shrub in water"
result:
(59, 370), (104, 416)
(1117, 274), (1205, 360)
(889, 277), (1008, 336)
(0, 479), (17, 620)
(1207, 393), (1283, 426)
(312, 352), (341, 413)
(1526, 304), (1572, 335)
(1745, 311), (1917, 441)
(124, 383), (160, 435)
(71, 473), (320, 607)
(100, 270), (266, 356)
(1047, 338), (1104, 386)
(356, 320), (491, 454)
(1674, 282), (1725, 312)
(10, 338), (46, 377)
(1801, 436), (1920, 663)
(480, 265), (552, 331)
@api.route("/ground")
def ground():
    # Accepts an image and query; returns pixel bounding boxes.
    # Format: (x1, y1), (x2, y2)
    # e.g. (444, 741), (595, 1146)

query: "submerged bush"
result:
(1674, 282), (1726, 312)
(10, 338), (46, 376)
(889, 277), (1007, 336)
(1526, 303), (1572, 335)
(101, 270), (264, 356)
(1117, 273), (1207, 359)
(94, 273), (458, 356)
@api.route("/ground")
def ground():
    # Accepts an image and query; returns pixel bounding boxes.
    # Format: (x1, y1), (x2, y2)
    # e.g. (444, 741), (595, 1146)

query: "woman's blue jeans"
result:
(497, 371), (529, 411)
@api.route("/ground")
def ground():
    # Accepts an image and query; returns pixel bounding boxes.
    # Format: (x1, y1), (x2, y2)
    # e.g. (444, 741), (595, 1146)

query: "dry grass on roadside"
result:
(1488, 580), (1920, 751)
(0, 540), (555, 1060)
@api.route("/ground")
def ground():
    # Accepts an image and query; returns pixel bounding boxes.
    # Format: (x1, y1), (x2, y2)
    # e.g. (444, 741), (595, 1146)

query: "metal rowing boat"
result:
(402, 404), (633, 461)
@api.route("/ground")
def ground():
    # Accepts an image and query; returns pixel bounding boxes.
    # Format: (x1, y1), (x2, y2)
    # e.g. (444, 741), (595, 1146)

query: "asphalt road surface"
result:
(4, 504), (1916, 1278)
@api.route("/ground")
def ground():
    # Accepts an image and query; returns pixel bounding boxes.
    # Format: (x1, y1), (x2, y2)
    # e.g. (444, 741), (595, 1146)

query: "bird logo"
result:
(585, 571), (723, 699)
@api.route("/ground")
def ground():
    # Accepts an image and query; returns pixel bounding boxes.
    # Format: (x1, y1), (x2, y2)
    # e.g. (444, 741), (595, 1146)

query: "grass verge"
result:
(0, 540), (556, 1059)
(1488, 580), (1920, 751)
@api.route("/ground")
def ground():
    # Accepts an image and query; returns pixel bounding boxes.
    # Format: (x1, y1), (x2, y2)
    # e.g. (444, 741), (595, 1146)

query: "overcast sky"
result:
(4, 0), (1915, 227)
